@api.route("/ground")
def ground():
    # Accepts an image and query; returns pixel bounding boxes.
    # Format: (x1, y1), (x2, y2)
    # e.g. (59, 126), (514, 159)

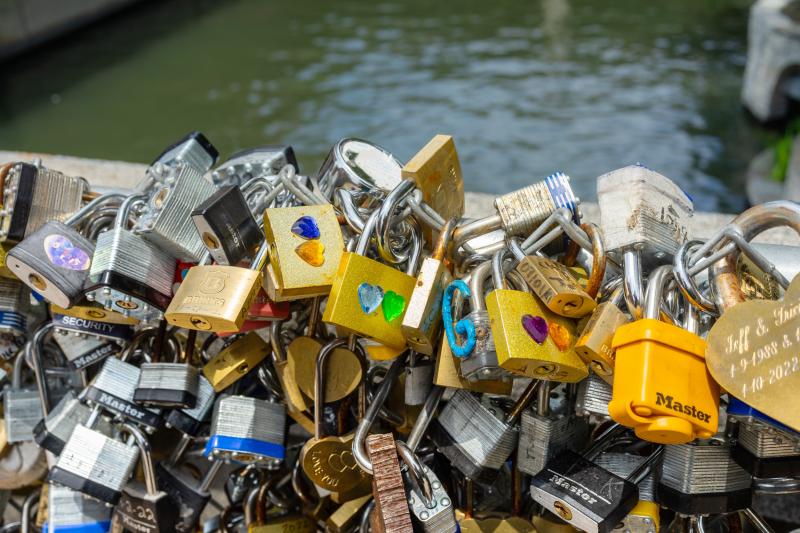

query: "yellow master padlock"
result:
(608, 265), (719, 444)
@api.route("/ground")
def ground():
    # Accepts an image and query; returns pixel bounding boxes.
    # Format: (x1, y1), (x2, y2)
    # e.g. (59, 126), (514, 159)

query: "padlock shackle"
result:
(395, 440), (435, 508)
(562, 222), (606, 299)
(355, 209), (381, 256)
(279, 164), (328, 206)
(623, 249), (646, 319)
(468, 261), (493, 311)
(742, 509), (776, 533)
(406, 385), (445, 452)
(643, 264), (674, 320)
(404, 215), (424, 276)
(314, 337), (368, 440)
(491, 248), (510, 290)
(506, 379), (541, 424)
(269, 321), (286, 364)
(336, 188), (367, 234)
(626, 445), (663, 484)
(114, 193), (147, 230)
(375, 179), (417, 265)
(30, 322), (54, 415)
(120, 423), (157, 496)
(537, 381), (551, 417)
(352, 351), (407, 475)
(583, 422), (627, 459)
(64, 192), (126, 228)
(674, 240), (718, 315)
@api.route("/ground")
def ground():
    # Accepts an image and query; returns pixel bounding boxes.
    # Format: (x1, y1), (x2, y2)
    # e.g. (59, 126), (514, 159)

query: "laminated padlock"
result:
(396, 441), (457, 533)
(485, 247), (588, 382)
(44, 483), (112, 533)
(205, 395), (286, 466)
(210, 145), (298, 187)
(0, 162), (86, 243)
(33, 390), (111, 456)
(156, 460), (222, 533)
(263, 204), (345, 301)
(151, 131), (218, 174)
(608, 265), (718, 444)
(191, 184), (262, 266)
(164, 374), (216, 437)
(594, 452), (659, 533)
(5, 352), (44, 444)
(0, 278), (28, 339)
(53, 329), (121, 371)
(165, 241), (269, 332)
(728, 396), (800, 477)
(322, 206), (418, 349)
(575, 372), (613, 419)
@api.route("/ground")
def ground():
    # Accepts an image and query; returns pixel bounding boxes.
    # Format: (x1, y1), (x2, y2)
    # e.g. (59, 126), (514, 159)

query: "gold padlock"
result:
(574, 288), (629, 383)
(486, 248), (588, 382)
(323, 206), (418, 350)
(165, 240), (269, 332)
(402, 219), (456, 355)
(203, 331), (271, 392)
(269, 321), (315, 434)
(50, 304), (139, 326)
(263, 204), (345, 301)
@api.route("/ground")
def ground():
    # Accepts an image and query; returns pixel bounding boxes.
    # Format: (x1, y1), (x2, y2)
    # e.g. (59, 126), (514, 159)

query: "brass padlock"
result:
(268, 321), (314, 433)
(323, 202), (419, 350)
(401, 219), (456, 355)
(263, 204), (345, 301)
(574, 288), (629, 383)
(165, 240), (269, 332)
(202, 332), (271, 392)
(486, 248), (588, 382)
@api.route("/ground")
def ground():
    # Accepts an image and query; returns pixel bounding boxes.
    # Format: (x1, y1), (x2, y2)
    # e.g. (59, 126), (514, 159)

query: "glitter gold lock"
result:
(263, 205), (344, 301)
(485, 249), (588, 382)
(202, 331), (271, 392)
(165, 240), (269, 332)
(322, 208), (417, 350)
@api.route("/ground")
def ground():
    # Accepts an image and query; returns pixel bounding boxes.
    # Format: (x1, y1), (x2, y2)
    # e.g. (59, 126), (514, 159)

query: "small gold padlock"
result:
(513, 251), (596, 319)
(485, 249), (588, 382)
(50, 304), (139, 326)
(203, 331), (271, 392)
(401, 219), (456, 355)
(574, 288), (629, 383)
(263, 204), (345, 301)
(323, 208), (418, 350)
(166, 240), (269, 332)
(269, 321), (315, 434)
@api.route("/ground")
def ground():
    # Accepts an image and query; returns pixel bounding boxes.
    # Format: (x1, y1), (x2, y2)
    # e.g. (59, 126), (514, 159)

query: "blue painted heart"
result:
(291, 215), (321, 240)
(357, 282), (384, 314)
(43, 234), (90, 271)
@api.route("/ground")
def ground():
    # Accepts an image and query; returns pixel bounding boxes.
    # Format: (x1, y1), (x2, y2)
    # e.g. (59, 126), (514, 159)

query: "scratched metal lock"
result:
(166, 240), (269, 332)
(485, 248), (588, 382)
(201, 331), (271, 392)
(210, 145), (299, 187)
(33, 390), (112, 456)
(263, 204), (345, 301)
(608, 265), (718, 444)
(322, 207), (418, 350)
(317, 138), (404, 202)
(0, 162), (86, 243)
(574, 288), (629, 383)
(594, 452), (659, 533)
(5, 355), (44, 444)
(150, 131), (218, 174)
(85, 195), (176, 321)
(0, 278), (28, 339)
(45, 483), (113, 532)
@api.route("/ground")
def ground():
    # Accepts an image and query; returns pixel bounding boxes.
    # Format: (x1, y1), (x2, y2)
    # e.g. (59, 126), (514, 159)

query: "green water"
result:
(0, 0), (768, 211)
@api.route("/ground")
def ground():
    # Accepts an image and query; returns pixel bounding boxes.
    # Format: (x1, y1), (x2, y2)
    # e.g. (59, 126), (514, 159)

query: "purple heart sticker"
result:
(43, 234), (90, 271)
(522, 314), (548, 344)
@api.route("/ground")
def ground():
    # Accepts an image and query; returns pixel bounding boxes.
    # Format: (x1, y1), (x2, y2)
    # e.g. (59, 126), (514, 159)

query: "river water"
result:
(0, 0), (768, 211)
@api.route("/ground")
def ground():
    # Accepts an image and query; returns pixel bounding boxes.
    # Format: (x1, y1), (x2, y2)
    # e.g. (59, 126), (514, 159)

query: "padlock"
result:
(85, 194), (176, 320)
(511, 244), (596, 319)
(53, 329), (121, 371)
(211, 145), (298, 187)
(202, 331), (271, 392)
(404, 352), (434, 406)
(165, 374), (216, 437)
(396, 441), (457, 533)
(151, 131), (218, 174)
(205, 394), (286, 466)
(573, 288), (629, 382)
(50, 302), (139, 326)
(608, 264), (718, 444)
(433, 333), (513, 395)
(728, 396), (800, 477)
(300, 337), (370, 494)
(657, 435), (753, 515)
(517, 382), (589, 476)
(49, 424), (139, 505)
(33, 390), (112, 456)
(268, 321), (314, 433)
(593, 452), (659, 533)
(401, 219), (456, 355)
(247, 480), (317, 533)
(485, 247), (588, 381)
(326, 493), (371, 533)
(6, 193), (118, 308)
(0, 162), (86, 243)
(51, 306), (135, 343)
(81, 356), (163, 432)
(166, 240), (269, 333)
(443, 262), (508, 382)
(134, 161), (217, 262)
(317, 138), (403, 201)
(134, 322), (199, 408)
(428, 380), (538, 485)
(0, 278), (29, 339)
(5, 350), (44, 444)
(191, 184), (261, 267)
(155, 460), (222, 533)
(111, 424), (179, 533)
(263, 204), (345, 301)
(575, 372), (613, 420)
(452, 172), (579, 252)
(365, 432), (414, 533)
(322, 204), (418, 349)
(44, 483), (112, 532)
(530, 425), (663, 533)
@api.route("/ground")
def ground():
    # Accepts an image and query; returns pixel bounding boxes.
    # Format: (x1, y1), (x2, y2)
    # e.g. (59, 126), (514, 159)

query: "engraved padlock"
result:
(574, 287), (629, 382)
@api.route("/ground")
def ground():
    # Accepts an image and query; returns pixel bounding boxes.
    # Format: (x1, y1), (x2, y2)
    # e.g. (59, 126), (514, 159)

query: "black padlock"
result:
(155, 460), (222, 533)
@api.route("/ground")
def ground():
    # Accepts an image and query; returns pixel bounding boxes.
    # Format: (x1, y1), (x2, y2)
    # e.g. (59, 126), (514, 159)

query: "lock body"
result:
(202, 332), (270, 392)
(166, 265), (261, 332)
(401, 256), (451, 355)
(165, 374), (216, 437)
(515, 256), (596, 318)
(205, 395), (286, 465)
(83, 357), (162, 431)
(34, 391), (111, 455)
(434, 338), (513, 395)
(134, 363), (199, 408)
(609, 319), (718, 444)
(485, 289), (588, 382)
(191, 185), (261, 266)
(263, 205), (345, 300)
(575, 373), (613, 419)
(112, 480), (179, 533)
(45, 484), (112, 533)
(5, 389), (44, 443)
(323, 252), (416, 349)
(517, 411), (589, 476)
(574, 302), (629, 381)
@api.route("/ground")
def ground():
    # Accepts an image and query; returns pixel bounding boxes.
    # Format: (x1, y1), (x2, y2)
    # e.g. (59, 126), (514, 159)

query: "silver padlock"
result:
(0, 278), (28, 338)
(48, 423), (139, 505)
(53, 330), (121, 371)
(0, 162), (86, 243)
(518, 382), (588, 476)
(396, 441), (457, 533)
(134, 329), (199, 409)
(165, 374), (216, 438)
(151, 131), (218, 175)
(4, 350), (44, 444)
(210, 145), (298, 187)
(317, 138), (403, 202)
(134, 161), (217, 262)
(33, 390), (112, 456)
(575, 372), (613, 419)
(594, 452), (659, 533)
(45, 483), (112, 531)
(735, 421), (800, 478)
(81, 356), (162, 432)
(204, 395), (286, 466)
(85, 194), (175, 320)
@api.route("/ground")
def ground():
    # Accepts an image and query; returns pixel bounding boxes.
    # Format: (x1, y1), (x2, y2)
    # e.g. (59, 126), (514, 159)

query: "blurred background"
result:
(0, 0), (788, 212)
